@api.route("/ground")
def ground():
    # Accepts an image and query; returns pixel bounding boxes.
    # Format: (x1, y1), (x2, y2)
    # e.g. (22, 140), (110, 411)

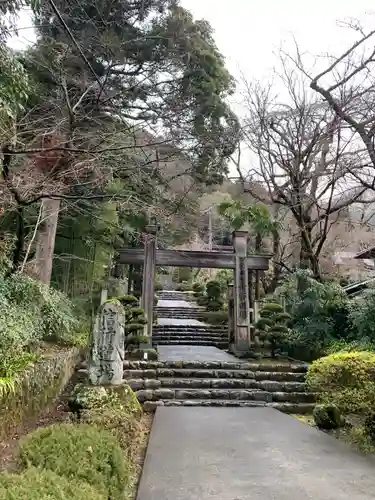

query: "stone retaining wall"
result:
(0, 347), (82, 439)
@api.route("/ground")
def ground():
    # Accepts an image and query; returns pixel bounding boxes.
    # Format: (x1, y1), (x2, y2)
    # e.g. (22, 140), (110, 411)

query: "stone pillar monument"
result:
(88, 299), (125, 385)
(141, 225), (158, 346)
(233, 231), (251, 353)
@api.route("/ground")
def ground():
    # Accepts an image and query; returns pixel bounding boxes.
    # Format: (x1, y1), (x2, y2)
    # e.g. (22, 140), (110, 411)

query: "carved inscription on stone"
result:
(238, 257), (247, 322)
(88, 300), (125, 386)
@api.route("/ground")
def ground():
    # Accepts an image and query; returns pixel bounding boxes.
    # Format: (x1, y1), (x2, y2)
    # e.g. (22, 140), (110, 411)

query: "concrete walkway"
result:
(158, 345), (238, 362)
(137, 407), (375, 500)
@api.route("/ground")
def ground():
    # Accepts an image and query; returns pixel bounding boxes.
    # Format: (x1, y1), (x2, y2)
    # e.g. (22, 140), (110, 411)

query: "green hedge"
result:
(306, 351), (375, 414)
(0, 468), (105, 500)
(0, 348), (80, 439)
(19, 423), (128, 500)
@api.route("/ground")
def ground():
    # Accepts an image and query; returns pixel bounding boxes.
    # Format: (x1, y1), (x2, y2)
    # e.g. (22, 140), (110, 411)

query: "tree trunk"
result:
(33, 198), (60, 286)
(265, 227), (282, 294)
(9, 204), (25, 274)
(299, 224), (321, 279)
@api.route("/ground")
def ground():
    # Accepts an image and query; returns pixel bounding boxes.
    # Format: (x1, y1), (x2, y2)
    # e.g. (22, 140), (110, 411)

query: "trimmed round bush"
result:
(306, 351), (375, 414)
(313, 404), (342, 430)
(0, 467), (104, 500)
(201, 311), (228, 325)
(18, 423), (129, 499)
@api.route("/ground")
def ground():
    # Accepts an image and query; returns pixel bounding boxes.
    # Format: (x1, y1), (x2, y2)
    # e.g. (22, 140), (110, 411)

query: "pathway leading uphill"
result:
(135, 291), (375, 499)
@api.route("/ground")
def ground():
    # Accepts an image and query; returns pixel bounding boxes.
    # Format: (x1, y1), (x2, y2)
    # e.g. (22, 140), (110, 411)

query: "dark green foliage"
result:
(126, 334), (149, 345)
(205, 280), (224, 311)
(35, 0), (239, 182)
(192, 282), (204, 293)
(19, 423), (128, 499)
(197, 296), (209, 307)
(349, 288), (375, 344)
(313, 404), (342, 430)
(117, 295), (139, 307)
(0, 467), (105, 500)
(274, 270), (352, 360)
(176, 283), (192, 292)
(201, 310), (228, 325)
(68, 385), (108, 418)
(177, 267), (193, 283)
(364, 412), (375, 441)
(114, 295), (148, 349)
(255, 302), (290, 357)
(0, 272), (77, 376)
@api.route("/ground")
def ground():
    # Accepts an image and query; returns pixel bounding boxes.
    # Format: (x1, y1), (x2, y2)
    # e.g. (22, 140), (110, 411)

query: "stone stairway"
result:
(154, 288), (228, 349)
(157, 290), (193, 301)
(155, 307), (204, 319)
(152, 325), (228, 348)
(124, 360), (315, 414)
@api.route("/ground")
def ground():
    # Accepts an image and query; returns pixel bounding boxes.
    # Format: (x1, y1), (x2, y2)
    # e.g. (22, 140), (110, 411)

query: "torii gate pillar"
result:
(233, 231), (252, 354)
(141, 225), (158, 346)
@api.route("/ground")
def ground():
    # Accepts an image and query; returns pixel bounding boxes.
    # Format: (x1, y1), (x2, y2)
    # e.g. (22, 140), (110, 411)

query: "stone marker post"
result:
(88, 300), (125, 385)
(141, 225), (158, 347)
(233, 231), (251, 353)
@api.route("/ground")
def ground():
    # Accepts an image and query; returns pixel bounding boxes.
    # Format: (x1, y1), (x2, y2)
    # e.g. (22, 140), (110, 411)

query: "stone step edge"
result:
(143, 400), (315, 413)
(152, 341), (228, 344)
(123, 370), (306, 382)
(127, 378), (306, 390)
(153, 326), (227, 330)
(135, 389), (315, 401)
(152, 334), (228, 338)
(123, 361), (307, 372)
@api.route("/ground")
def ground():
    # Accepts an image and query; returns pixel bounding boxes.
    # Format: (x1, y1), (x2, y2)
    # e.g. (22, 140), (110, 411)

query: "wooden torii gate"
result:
(116, 226), (271, 354)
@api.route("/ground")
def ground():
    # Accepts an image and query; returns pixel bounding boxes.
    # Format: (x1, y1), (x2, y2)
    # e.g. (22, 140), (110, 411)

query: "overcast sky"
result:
(8, 1), (375, 174)
(11, 1), (375, 110)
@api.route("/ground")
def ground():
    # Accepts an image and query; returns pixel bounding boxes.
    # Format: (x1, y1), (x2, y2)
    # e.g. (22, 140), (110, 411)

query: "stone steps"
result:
(124, 368), (306, 382)
(135, 388), (315, 403)
(152, 337), (228, 344)
(155, 311), (204, 319)
(153, 326), (227, 333)
(152, 333), (227, 339)
(153, 340), (228, 348)
(123, 360), (313, 413)
(144, 400), (315, 413)
(156, 292), (193, 301)
(153, 336), (227, 342)
(123, 360), (307, 372)
(156, 313), (204, 319)
(129, 377), (306, 391)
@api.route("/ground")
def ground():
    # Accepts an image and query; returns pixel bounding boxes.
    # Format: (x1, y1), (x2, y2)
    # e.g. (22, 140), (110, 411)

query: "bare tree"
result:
(307, 25), (375, 194)
(240, 59), (369, 279)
